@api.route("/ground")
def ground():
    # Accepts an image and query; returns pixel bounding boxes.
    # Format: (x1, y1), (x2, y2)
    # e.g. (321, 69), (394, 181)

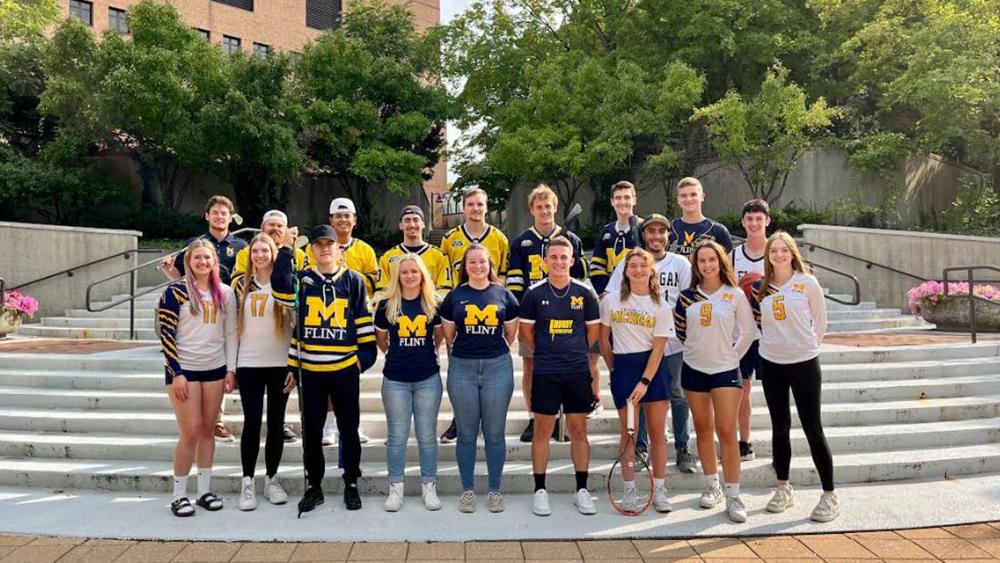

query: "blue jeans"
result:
(381, 375), (443, 484)
(447, 354), (514, 492)
(638, 352), (689, 450)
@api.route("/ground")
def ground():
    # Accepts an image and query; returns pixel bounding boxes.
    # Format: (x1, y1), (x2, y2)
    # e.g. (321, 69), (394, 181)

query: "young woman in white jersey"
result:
(752, 232), (837, 522)
(157, 240), (237, 517)
(673, 240), (756, 523)
(374, 254), (445, 512)
(599, 248), (675, 513)
(232, 235), (295, 511)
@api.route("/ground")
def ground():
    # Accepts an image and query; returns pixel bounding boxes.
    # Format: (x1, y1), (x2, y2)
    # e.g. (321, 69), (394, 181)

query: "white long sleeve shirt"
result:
(674, 284), (757, 374)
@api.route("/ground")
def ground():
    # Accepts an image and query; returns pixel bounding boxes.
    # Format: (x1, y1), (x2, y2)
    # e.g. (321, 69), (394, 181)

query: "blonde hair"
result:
(528, 184), (558, 208)
(462, 187), (488, 204)
(183, 239), (226, 316)
(384, 254), (438, 324)
(544, 235), (573, 256)
(458, 244), (501, 286)
(689, 240), (738, 289)
(757, 231), (810, 301)
(236, 234), (286, 338)
(619, 248), (661, 305)
(676, 177), (703, 191)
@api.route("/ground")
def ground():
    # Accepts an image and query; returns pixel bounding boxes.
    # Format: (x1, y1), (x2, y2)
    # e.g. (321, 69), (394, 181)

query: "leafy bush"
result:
(718, 204), (834, 238)
(93, 206), (205, 240)
(0, 155), (131, 224)
(942, 176), (1000, 236)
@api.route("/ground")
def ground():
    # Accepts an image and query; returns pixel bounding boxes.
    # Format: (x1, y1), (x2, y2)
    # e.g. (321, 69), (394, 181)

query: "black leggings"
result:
(759, 356), (835, 491)
(237, 367), (290, 478)
(301, 366), (362, 488)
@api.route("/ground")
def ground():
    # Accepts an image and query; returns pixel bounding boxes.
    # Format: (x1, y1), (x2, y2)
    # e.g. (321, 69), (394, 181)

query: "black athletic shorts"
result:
(530, 371), (594, 415)
(166, 365), (226, 385)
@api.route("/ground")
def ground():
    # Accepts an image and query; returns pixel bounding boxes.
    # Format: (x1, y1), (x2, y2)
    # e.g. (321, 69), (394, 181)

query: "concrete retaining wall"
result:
(798, 224), (1000, 311)
(0, 222), (142, 317)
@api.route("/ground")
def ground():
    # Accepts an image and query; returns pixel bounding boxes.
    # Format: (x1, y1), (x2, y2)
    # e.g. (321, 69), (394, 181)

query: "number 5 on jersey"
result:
(772, 295), (786, 320)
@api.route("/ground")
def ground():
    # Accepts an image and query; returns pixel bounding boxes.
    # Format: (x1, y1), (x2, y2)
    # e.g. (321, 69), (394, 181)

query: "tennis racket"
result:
(607, 401), (653, 516)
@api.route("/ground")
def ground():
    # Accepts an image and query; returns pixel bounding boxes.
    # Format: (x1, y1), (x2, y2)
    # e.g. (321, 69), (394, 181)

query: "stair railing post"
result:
(129, 260), (137, 341)
(968, 268), (977, 344)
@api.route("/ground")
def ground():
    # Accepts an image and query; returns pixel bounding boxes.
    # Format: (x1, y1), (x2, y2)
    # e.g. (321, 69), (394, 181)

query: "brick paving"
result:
(821, 331), (1000, 347)
(0, 523), (998, 562)
(0, 338), (151, 354)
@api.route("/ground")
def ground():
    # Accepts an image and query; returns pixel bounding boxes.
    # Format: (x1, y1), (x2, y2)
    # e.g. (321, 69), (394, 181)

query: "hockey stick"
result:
(563, 203), (584, 230)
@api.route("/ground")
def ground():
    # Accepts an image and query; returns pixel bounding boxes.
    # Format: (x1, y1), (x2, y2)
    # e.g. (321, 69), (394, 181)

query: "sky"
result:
(440, 0), (475, 183)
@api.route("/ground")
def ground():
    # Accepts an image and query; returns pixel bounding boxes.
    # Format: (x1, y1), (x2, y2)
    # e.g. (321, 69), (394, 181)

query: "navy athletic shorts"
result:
(531, 372), (593, 415)
(166, 365), (226, 385)
(609, 351), (670, 410)
(680, 363), (741, 393)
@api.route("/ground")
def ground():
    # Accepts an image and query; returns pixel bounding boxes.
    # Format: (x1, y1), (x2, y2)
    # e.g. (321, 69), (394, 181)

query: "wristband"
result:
(639, 376), (652, 386)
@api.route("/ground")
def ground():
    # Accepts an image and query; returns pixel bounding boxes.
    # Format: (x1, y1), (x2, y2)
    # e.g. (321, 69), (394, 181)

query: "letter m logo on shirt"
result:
(570, 296), (584, 309)
(304, 297), (349, 327)
(398, 315), (428, 337)
(464, 304), (498, 326)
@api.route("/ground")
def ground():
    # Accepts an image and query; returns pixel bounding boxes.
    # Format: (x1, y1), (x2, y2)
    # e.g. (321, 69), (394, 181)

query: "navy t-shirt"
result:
(439, 283), (519, 359)
(519, 280), (600, 375)
(374, 298), (441, 382)
(669, 218), (733, 256)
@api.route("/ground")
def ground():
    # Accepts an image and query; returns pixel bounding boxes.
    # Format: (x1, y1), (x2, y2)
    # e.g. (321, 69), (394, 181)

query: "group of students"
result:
(157, 177), (838, 524)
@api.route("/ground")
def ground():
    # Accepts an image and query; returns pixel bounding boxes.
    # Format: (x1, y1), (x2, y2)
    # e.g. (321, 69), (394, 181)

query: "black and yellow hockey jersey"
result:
(272, 247), (376, 373)
(305, 237), (380, 297)
(506, 225), (587, 300)
(589, 216), (643, 294)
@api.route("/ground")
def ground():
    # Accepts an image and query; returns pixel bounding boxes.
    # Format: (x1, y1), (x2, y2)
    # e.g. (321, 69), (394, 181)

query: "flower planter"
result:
(0, 310), (23, 339)
(920, 297), (1000, 332)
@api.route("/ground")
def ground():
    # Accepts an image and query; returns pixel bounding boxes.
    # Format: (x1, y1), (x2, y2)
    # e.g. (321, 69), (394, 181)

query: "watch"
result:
(639, 376), (652, 386)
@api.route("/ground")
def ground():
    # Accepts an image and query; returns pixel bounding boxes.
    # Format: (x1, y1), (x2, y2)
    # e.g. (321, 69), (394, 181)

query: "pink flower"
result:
(2, 289), (38, 318)
(907, 281), (1000, 314)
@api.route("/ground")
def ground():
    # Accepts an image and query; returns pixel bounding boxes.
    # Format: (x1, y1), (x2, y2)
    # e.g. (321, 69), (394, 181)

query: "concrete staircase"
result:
(18, 288), (929, 340)
(0, 342), (998, 496)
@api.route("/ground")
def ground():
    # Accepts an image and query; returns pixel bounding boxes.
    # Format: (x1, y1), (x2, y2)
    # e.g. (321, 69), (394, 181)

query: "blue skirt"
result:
(610, 351), (671, 410)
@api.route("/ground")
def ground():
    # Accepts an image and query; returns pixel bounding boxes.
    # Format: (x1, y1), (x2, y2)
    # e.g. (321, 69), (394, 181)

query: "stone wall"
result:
(0, 222), (142, 317)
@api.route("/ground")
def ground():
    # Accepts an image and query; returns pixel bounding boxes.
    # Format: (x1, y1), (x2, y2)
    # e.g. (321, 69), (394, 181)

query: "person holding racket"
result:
(751, 232), (837, 522)
(674, 240), (756, 523)
(599, 248), (675, 515)
(731, 199), (771, 463)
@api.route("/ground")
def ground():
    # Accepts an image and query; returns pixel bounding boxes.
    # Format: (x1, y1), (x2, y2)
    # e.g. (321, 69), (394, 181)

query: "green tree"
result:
(0, 0), (58, 157)
(295, 1), (452, 227)
(694, 64), (837, 203)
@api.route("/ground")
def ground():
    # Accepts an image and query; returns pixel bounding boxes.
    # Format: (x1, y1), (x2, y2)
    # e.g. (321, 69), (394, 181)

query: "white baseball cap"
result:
(329, 197), (357, 215)
(261, 210), (288, 225)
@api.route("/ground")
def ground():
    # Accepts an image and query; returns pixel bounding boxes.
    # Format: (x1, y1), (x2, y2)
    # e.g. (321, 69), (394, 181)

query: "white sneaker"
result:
(238, 476), (257, 511)
(699, 485), (723, 509)
(653, 484), (673, 513)
(575, 488), (597, 515)
(726, 495), (748, 523)
(384, 482), (404, 512)
(263, 476), (287, 505)
(766, 484), (795, 513)
(322, 420), (337, 447)
(811, 491), (840, 522)
(422, 482), (441, 511)
(358, 427), (370, 444)
(532, 489), (551, 516)
(621, 485), (638, 513)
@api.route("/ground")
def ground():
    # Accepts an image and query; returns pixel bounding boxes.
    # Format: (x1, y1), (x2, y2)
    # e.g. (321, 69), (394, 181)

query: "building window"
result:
(69, 0), (93, 26)
(222, 35), (241, 56)
(194, 28), (210, 41)
(108, 7), (128, 34)
(253, 43), (270, 57)
(306, 0), (341, 30)
(212, 0), (253, 11)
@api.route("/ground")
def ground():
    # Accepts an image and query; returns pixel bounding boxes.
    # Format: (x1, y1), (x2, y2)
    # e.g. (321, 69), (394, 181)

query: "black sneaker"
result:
(519, 419), (534, 443)
(676, 446), (697, 474)
(440, 419), (457, 444)
(344, 484), (362, 511)
(297, 486), (324, 517)
(739, 441), (756, 461)
(283, 424), (298, 443)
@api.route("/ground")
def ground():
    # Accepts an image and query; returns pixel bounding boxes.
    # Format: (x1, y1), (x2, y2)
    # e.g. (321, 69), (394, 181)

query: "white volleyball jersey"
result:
(752, 271), (827, 364)
(731, 244), (765, 281)
(160, 284), (238, 373)
(605, 252), (691, 354)
(599, 293), (675, 355)
(674, 284), (757, 374)
(237, 281), (293, 368)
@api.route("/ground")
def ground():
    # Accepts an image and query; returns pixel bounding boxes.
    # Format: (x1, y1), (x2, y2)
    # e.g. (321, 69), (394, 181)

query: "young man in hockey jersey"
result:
(507, 185), (587, 443)
(590, 181), (643, 295)
(669, 177), (734, 256)
(376, 205), (453, 298)
(273, 225), (376, 514)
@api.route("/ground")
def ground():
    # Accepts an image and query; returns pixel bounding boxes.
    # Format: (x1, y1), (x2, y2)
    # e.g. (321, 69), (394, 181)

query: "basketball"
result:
(739, 271), (763, 299)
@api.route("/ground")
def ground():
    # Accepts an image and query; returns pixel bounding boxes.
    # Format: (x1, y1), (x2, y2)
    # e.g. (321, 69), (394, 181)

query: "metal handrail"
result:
(85, 227), (260, 340)
(730, 236), (861, 305)
(0, 278), (5, 307)
(11, 249), (163, 291)
(799, 240), (926, 283)
(942, 266), (1000, 344)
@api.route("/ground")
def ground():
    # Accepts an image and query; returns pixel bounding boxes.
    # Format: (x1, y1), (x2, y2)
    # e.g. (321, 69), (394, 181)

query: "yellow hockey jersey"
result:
(376, 243), (454, 294)
(440, 224), (509, 282)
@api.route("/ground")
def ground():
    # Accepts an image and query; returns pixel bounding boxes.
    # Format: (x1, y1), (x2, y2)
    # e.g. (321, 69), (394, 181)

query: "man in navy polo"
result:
(518, 236), (601, 517)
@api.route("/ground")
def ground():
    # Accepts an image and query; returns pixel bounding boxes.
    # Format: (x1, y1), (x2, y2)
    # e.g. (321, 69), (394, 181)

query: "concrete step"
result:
(1, 395), (997, 438)
(2, 418), (996, 465)
(65, 309), (159, 319)
(2, 373), (996, 413)
(2, 442), (998, 494)
(826, 317), (929, 332)
(16, 325), (157, 340)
